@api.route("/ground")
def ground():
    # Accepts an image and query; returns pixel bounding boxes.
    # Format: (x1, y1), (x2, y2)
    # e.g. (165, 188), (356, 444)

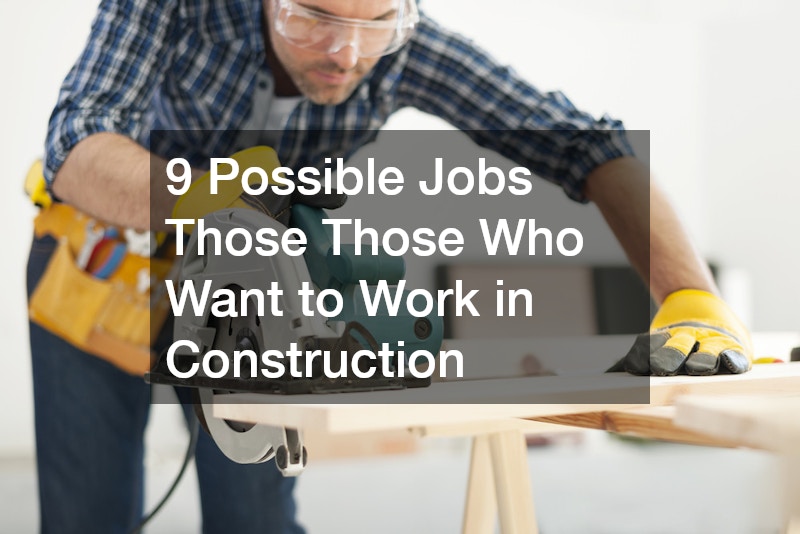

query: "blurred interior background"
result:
(1, 0), (798, 531)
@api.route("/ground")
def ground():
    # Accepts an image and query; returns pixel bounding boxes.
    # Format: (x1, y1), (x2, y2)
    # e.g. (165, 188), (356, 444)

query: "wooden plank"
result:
(302, 428), (418, 461)
(213, 402), (645, 435)
(649, 364), (800, 405)
(415, 418), (576, 439)
(674, 394), (800, 452)
(215, 373), (651, 407)
(533, 407), (742, 448)
(603, 407), (740, 447)
(212, 363), (800, 434)
(533, 412), (607, 430)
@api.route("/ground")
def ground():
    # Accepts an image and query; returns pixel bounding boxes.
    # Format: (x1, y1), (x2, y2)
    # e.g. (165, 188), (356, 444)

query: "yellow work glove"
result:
(172, 147), (288, 233)
(608, 289), (752, 376)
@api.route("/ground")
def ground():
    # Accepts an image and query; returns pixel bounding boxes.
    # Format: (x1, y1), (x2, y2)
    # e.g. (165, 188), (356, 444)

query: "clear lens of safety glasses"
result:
(274, 0), (419, 58)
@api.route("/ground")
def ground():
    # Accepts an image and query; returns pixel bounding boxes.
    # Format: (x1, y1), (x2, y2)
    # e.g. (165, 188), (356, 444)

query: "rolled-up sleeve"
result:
(398, 14), (635, 203)
(44, 0), (178, 186)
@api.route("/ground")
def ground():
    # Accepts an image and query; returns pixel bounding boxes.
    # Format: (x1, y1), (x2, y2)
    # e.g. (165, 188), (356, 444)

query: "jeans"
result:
(27, 234), (304, 534)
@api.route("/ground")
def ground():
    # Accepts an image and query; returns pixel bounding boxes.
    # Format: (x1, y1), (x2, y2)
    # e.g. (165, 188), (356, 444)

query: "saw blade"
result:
(196, 287), (279, 464)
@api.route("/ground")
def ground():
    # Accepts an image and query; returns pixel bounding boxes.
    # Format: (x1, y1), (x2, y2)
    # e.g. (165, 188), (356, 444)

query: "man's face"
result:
(265, 0), (400, 105)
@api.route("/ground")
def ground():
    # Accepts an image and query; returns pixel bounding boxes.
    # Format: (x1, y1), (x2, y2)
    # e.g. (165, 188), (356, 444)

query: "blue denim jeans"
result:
(27, 234), (304, 534)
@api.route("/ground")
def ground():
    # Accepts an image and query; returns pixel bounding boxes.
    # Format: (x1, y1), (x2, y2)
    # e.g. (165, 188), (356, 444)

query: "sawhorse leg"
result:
(785, 453), (800, 534)
(463, 431), (538, 534)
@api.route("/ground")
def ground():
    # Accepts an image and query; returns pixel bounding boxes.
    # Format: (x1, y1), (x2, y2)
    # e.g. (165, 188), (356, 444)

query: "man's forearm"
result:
(583, 156), (717, 305)
(51, 132), (177, 230)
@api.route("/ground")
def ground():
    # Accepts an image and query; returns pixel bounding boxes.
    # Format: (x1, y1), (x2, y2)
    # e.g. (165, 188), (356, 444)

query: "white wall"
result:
(700, 9), (800, 330)
(1, 0), (797, 456)
(0, 0), (101, 455)
(407, 0), (800, 330)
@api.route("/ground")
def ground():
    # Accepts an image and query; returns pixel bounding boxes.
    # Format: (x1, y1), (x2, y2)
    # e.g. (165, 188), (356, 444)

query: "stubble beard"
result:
(291, 61), (370, 105)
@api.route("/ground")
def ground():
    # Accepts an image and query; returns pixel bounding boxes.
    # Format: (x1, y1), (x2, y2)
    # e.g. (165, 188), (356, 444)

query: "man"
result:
(31, 0), (752, 532)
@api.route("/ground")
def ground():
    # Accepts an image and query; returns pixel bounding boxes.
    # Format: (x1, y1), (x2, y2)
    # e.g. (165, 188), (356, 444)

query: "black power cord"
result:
(127, 415), (200, 534)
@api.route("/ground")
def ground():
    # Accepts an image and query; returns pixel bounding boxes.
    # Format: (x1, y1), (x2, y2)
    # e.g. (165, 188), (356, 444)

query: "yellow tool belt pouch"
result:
(28, 203), (173, 376)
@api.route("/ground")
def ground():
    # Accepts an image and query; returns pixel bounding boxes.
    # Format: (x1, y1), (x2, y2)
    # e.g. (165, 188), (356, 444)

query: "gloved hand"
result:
(171, 146), (346, 231)
(608, 289), (752, 376)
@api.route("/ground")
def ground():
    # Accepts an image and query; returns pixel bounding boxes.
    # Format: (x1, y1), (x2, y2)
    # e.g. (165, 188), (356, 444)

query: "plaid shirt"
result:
(45, 0), (633, 202)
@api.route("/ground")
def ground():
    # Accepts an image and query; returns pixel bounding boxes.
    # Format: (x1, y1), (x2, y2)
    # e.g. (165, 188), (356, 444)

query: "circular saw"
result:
(147, 205), (443, 476)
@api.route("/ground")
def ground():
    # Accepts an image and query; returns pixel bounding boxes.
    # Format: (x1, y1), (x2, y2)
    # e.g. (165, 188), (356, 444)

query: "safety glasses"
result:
(273, 0), (419, 58)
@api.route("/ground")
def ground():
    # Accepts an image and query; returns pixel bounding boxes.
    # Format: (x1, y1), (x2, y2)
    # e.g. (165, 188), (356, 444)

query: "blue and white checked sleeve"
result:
(44, 0), (178, 186)
(399, 14), (635, 202)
